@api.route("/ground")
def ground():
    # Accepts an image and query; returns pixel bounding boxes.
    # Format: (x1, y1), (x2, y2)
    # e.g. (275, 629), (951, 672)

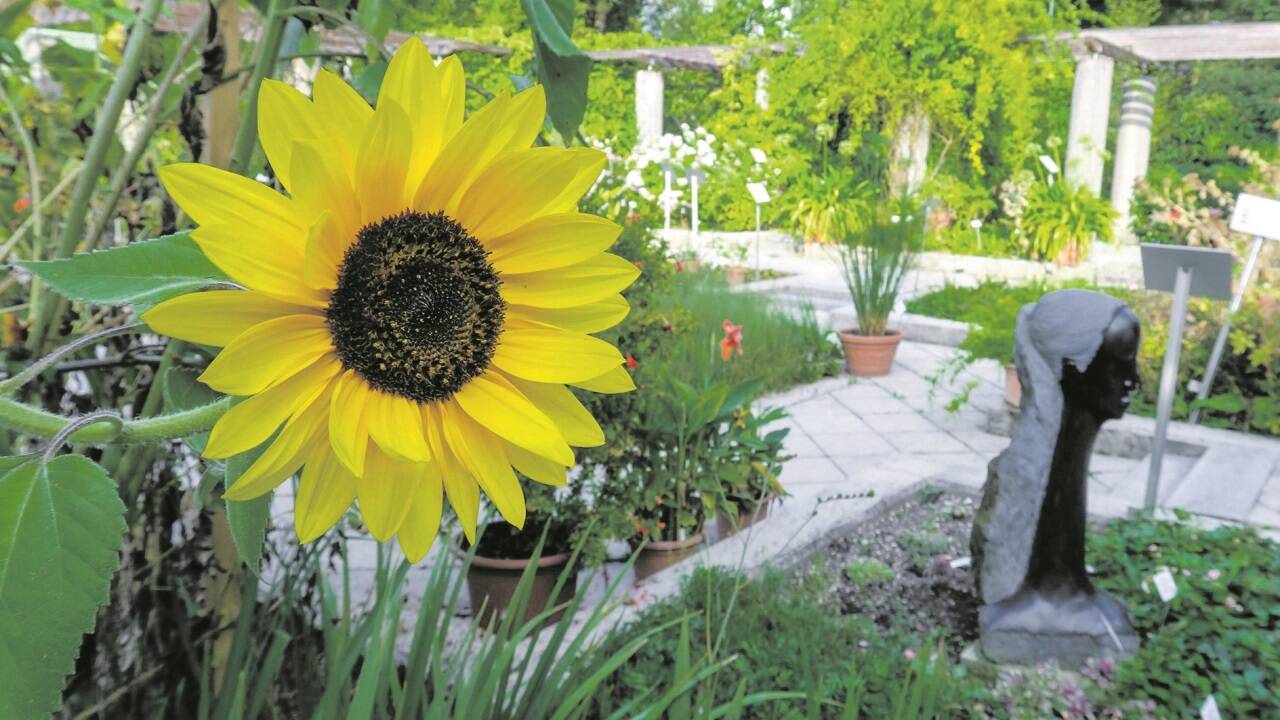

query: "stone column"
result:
(635, 69), (664, 148)
(1064, 53), (1115, 194)
(889, 109), (930, 196)
(1109, 77), (1156, 242)
(754, 68), (769, 110)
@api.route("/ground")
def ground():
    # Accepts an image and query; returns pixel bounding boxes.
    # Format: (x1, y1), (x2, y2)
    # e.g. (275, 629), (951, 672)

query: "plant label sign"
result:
(1151, 566), (1178, 602)
(746, 182), (771, 205)
(1230, 193), (1280, 242)
(1200, 694), (1222, 720)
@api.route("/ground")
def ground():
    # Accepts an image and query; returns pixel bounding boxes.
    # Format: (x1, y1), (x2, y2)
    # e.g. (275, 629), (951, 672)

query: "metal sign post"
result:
(689, 168), (706, 239)
(1140, 244), (1234, 508)
(746, 182), (771, 273)
(1188, 193), (1280, 423)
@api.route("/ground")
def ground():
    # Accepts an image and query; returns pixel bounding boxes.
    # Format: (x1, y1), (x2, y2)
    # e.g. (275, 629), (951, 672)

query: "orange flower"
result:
(13, 195), (30, 212)
(625, 351), (639, 370)
(720, 319), (743, 361)
(675, 260), (684, 272)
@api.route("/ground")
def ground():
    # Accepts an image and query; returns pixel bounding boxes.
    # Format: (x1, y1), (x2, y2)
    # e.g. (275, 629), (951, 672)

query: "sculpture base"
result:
(979, 587), (1139, 667)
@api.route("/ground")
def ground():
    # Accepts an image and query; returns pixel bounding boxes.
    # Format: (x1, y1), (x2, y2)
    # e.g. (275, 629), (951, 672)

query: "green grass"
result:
(652, 269), (842, 394)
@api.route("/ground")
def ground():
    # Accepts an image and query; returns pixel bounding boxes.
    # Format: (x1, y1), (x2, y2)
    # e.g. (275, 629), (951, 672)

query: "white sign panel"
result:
(749, 147), (768, 164)
(1038, 154), (1060, 176)
(746, 182), (771, 204)
(1230, 193), (1280, 241)
(1151, 566), (1178, 602)
(1200, 695), (1221, 720)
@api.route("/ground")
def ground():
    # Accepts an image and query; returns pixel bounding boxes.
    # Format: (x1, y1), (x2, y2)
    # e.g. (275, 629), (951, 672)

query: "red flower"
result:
(633, 260), (643, 270)
(1170, 207), (1182, 220)
(625, 351), (639, 370)
(13, 196), (30, 213)
(720, 319), (743, 361)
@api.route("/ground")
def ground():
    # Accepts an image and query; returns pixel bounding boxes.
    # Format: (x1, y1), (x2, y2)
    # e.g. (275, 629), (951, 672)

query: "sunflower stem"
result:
(24, 0), (167, 355)
(228, 0), (291, 176)
(0, 321), (146, 396)
(115, 339), (188, 495)
(0, 395), (231, 446)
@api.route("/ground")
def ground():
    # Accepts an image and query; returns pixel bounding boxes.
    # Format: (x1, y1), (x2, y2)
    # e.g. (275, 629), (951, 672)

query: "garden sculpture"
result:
(970, 290), (1141, 665)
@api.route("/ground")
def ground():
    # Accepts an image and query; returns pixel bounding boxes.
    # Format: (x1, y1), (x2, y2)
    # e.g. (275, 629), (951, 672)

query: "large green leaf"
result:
(0, 455), (126, 718)
(224, 444), (274, 576)
(522, 0), (591, 139)
(19, 232), (229, 308)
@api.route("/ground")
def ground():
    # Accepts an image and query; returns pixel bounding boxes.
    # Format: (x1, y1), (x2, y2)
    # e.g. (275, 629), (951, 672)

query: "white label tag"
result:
(1152, 566), (1178, 602)
(1200, 694), (1221, 720)
(1230, 193), (1280, 241)
(949, 556), (972, 569)
(746, 182), (771, 204)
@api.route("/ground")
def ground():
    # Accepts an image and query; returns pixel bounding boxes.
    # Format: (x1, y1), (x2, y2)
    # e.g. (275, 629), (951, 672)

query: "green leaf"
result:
(1191, 393), (1247, 415)
(352, 59), (388, 104)
(0, 455), (126, 718)
(522, 0), (591, 138)
(355, 0), (393, 55)
(224, 444), (274, 576)
(18, 232), (229, 308)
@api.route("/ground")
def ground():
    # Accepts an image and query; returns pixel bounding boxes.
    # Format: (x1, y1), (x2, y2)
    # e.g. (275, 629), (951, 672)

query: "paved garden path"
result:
(759, 340), (1280, 533)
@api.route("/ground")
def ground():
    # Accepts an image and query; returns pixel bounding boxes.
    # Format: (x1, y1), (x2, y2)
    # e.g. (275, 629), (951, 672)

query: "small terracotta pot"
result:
(634, 533), (705, 581)
(838, 329), (904, 377)
(715, 495), (775, 539)
(725, 266), (749, 285)
(457, 545), (575, 629)
(1004, 363), (1022, 407)
(683, 259), (701, 273)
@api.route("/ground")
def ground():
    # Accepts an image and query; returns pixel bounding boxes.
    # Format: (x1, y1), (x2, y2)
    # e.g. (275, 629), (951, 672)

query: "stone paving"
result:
(761, 341), (1280, 534)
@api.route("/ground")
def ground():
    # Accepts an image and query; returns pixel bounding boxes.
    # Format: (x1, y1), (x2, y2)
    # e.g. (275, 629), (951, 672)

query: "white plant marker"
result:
(1152, 566), (1178, 602)
(1200, 694), (1222, 720)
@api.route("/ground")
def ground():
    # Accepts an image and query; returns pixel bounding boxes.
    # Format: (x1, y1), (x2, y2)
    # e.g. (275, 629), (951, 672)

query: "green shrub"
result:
(1089, 512), (1280, 717)
(844, 558), (896, 587)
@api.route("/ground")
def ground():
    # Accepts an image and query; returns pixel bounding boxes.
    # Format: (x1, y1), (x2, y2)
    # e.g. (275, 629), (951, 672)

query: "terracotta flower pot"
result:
(1004, 363), (1022, 407)
(715, 495), (775, 539)
(634, 533), (705, 581)
(684, 259), (701, 273)
(838, 329), (904, 377)
(456, 544), (575, 629)
(725, 265), (749, 285)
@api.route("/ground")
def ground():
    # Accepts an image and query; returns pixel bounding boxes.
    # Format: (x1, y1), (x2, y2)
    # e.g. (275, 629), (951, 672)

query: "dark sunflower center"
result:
(326, 210), (504, 402)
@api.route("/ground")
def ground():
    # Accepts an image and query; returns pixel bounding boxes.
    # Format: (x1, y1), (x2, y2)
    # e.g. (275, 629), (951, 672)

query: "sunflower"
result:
(144, 38), (638, 561)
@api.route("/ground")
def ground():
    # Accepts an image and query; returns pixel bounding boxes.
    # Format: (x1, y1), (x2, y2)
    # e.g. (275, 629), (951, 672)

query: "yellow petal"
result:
(290, 141), (360, 239)
(435, 55), (465, 142)
(198, 315), (333, 396)
(158, 163), (304, 245)
(439, 402), (525, 529)
(501, 254), (640, 309)
(505, 376), (604, 447)
(311, 69), (373, 177)
(508, 295), (629, 334)
(571, 365), (635, 394)
(502, 440), (567, 487)
(357, 445), (420, 541)
(412, 85), (546, 215)
(355, 98), (413, 224)
(142, 290), (312, 347)
(365, 390), (431, 462)
(486, 213), (621, 274)
(303, 211), (346, 291)
(295, 442), (357, 543)
(453, 370), (573, 465)
(223, 387), (331, 500)
(191, 224), (328, 308)
(328, 370), (371, 477)
(204, 355), (341, 459)
(423, 403), (479, 544)
(378, 37), (447, 197)
(258, 79), (324, 192)
(491, 320), (625, 384)
(396, 460), (444, 562)
(456, 148), (606, 240)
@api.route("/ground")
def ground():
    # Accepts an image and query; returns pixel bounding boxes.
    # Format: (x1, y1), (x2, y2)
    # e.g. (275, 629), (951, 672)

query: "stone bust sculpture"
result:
(970, 289), (1141, 665)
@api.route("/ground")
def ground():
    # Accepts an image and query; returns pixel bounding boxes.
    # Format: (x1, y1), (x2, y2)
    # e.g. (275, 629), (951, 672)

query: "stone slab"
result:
(1166, 443), (1280, 521)
(884, 431), (970, 454)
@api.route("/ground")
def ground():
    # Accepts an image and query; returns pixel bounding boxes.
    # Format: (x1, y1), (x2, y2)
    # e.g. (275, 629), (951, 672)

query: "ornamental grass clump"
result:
(834, 206), (922, 337)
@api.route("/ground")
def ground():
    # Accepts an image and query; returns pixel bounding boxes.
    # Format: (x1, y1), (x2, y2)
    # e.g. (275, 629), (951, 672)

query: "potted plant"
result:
(833, 205), (921, 377)
(713, 403), (792, 539)
(1020, 142), (1116, 265)
(456, 483), (588, 628)
(673, 247), (702, 274)
(716, 237), (751, 285)
(606, 374), (760, 580)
